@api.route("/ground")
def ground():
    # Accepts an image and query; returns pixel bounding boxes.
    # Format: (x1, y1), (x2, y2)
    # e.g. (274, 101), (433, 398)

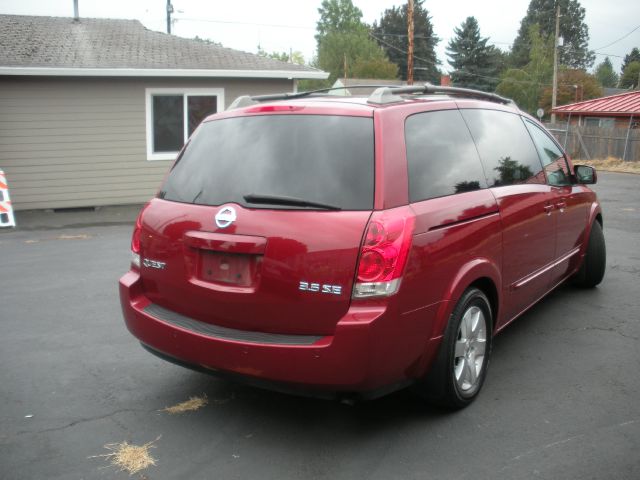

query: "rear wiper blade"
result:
(243, 194), (341, 211)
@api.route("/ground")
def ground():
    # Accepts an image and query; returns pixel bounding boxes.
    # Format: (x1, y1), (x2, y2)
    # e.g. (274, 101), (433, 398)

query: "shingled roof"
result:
(0, 14), (327, 79)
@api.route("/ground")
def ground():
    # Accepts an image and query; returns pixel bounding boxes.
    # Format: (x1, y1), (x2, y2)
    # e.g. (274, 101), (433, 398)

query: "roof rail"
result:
(367, 83), (516, 106)
(228, 85), (409, 110)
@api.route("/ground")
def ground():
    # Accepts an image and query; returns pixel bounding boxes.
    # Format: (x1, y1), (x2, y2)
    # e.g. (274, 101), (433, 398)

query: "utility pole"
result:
(551, 4), (560, 123)
(166, 0), (174, 34)
(343, 53), (348, 86)
(407, 0), (415, 85)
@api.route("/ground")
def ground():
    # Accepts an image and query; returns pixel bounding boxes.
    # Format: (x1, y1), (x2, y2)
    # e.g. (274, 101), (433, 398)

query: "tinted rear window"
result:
(159, 115), (374, 210)
(405, 109), (487, 202)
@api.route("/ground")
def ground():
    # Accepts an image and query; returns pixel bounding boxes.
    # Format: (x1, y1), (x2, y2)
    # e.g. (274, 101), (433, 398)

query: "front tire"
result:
(416, 288), (493, 409)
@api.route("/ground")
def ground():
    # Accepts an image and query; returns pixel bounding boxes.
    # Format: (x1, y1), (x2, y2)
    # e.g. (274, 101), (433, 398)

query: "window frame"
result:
(145, 88), (225, 161)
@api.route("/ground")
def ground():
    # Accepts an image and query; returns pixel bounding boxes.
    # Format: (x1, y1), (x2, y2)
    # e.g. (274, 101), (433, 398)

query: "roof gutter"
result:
(0, 67), (328, 80)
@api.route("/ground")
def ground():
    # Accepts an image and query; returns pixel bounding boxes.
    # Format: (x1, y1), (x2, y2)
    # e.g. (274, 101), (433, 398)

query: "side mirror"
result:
(574, 165), (597, 185)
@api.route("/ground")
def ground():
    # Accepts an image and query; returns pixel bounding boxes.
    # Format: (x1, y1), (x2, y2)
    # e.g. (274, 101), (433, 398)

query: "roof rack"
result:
(228, 83), (517, 110)
(228, 85), (408, 110)
(367, 83), (516, 106)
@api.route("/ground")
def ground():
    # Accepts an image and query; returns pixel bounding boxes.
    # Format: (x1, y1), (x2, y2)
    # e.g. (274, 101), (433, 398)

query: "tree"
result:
(621, 47), (640, 73)
(594, 57), (619, 88)
(316, 31), (396, 82)
(496, 25), (553, 114)
(257, 47), (305, 65)
(510, 0), (594, 69)
(446, 16), (504, 91)
(315, 0), (366, 42)
(372, 0), (440, 83)
(351, 57), (398, 79)
(620, 61), (640, 89)
(315, 0), (398, 83)
(540, 68), (603, 111)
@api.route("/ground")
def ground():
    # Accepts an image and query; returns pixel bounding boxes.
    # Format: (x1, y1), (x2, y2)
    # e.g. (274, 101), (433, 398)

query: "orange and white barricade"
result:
(0, 170), (16, 228)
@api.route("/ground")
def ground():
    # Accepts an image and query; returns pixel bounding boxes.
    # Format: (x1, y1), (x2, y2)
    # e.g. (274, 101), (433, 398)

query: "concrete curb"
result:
(1, 204), (144, 232)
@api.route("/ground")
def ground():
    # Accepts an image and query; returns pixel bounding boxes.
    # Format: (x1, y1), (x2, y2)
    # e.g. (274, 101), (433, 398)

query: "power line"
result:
(175, 17), (315, 30)
(593, 24), (640, 51)
(369, 32), (438, 66)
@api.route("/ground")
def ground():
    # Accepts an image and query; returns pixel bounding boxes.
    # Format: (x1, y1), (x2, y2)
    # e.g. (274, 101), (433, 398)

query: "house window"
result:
(584, 117), (615, 128)
(145, 88), (224, 160)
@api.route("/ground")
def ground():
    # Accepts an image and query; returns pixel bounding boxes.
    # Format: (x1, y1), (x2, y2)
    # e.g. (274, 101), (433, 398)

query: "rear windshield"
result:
(159, 114), (374, 210)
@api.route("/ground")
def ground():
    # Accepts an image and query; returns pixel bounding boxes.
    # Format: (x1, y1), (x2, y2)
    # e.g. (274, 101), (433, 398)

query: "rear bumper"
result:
(119, 270), (442, 394)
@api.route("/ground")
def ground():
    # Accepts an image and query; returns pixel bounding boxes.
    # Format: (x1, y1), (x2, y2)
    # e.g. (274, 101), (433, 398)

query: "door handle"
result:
(556, 200), (566, 212)
(544, 204), (554, 215)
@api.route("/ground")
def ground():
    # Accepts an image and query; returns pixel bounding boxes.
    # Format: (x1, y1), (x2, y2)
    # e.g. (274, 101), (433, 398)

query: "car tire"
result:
(415, 287), (492, 409)
(573, 221), (606, 288)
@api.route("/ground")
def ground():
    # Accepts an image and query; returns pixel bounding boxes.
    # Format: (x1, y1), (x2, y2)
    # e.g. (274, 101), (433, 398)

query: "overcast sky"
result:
(2, 0), (639, 74)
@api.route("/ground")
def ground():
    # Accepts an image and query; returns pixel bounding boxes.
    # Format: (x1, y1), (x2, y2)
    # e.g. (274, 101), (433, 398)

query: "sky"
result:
(1, 0), (639, 74)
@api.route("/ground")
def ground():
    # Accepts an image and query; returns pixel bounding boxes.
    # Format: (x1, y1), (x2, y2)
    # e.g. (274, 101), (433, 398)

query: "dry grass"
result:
(586, 157), (640, 174)
(162, 394), (208, 414)
(91, 436), (160, 475)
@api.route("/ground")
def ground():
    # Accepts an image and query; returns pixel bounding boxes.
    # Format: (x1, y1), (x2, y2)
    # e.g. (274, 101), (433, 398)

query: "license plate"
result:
(199, 251), (255, 286)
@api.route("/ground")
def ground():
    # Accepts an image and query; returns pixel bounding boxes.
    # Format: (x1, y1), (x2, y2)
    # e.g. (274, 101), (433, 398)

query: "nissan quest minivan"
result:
(119, 84), (605, 408)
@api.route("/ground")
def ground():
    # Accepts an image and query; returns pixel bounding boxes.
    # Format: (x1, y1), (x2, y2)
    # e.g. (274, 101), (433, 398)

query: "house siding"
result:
(0, 76), (292, 210)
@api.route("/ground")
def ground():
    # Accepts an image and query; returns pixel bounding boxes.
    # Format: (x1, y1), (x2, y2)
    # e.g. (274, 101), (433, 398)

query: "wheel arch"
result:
(433, 258), (502, 340)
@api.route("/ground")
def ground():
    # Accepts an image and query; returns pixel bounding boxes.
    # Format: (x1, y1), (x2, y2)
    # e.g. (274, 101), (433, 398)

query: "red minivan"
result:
(119, 85), (605, 408)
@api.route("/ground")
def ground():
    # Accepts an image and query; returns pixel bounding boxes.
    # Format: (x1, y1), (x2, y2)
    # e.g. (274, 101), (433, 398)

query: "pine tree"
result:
(621, 48), (640, 73)
(372, 0), (440, 83)
(594, 57), (619, 88)
(620, 61), (640, 89)
(446, 17), (503, 91)
(511, 0), (594, 69)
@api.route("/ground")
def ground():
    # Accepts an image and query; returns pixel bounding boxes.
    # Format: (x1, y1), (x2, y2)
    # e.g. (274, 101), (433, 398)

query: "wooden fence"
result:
(545, 123), (640, 162)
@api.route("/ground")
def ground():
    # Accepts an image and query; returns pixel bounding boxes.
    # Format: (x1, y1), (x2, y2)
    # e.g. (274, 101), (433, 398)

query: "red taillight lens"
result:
(358, 249), (386, 281)
(130, 203), (150, 269)
(131, 214), (143, 253)
(357, 210), (415, 283)
(354, 207), (415, 298)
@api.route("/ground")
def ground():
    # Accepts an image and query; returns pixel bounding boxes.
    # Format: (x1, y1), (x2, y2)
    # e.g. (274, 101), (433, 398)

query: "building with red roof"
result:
(552, 90), (640, 129)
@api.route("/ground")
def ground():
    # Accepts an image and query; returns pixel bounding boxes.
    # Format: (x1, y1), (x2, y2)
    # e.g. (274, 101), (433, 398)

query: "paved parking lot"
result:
(1, 172), (639, 480)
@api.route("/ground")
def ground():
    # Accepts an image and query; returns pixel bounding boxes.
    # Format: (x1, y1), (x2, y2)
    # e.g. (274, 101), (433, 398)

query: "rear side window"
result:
(461, 109), (545, 187)
(159, 115), (374, 210)
(524, 120), (572, 186)
(405, 109), (487, 202)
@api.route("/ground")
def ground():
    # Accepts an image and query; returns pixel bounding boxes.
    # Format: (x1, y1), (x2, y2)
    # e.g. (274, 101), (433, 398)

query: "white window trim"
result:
(145, 87), (225, 161)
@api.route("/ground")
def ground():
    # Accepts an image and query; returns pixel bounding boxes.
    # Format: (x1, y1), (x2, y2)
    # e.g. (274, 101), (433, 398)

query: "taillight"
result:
(130, 203), (150, 269)
(353, 207), (415, 298)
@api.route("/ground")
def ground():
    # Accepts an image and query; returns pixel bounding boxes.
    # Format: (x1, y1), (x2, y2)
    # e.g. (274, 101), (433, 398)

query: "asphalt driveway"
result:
(1, 172), (638, 479)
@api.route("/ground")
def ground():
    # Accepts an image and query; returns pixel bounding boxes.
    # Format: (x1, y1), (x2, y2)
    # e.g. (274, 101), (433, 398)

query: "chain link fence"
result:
(545, 122), (640, 162)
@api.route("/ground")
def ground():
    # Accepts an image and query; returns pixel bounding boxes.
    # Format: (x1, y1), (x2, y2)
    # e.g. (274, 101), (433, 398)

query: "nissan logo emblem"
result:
(215, 206), (237, 229)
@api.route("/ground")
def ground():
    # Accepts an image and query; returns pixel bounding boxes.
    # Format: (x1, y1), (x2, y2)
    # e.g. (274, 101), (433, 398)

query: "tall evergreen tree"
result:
(620, 61), (640, 89)
(621, 47), (640, 73)
(594, 57), (619, 88)
(372, 0), (440, 83)
(446, 17), (503, 91)
(511, 0), (594, 69)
